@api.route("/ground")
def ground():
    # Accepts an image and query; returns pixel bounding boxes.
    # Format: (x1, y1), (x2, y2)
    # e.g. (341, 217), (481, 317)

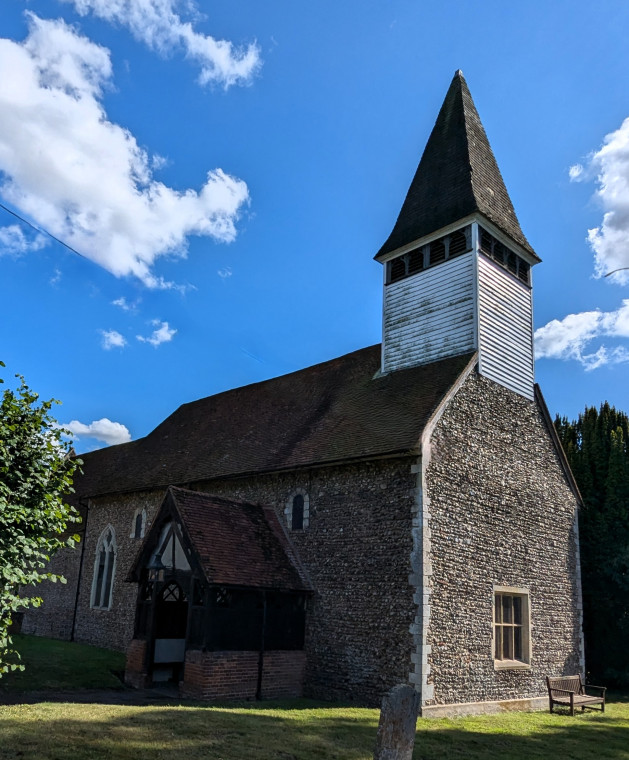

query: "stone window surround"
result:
(492, 584), (531, 670)
(90, 525), (117, 611)
(284, 489), (310, 531)
(130, 507), (147, 539)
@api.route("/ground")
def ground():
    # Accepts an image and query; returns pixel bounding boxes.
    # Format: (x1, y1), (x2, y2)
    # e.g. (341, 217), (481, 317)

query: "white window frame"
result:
(492, 585), (531, 670)
(90, 525), (117, 610)
(284, 489), (310, 531)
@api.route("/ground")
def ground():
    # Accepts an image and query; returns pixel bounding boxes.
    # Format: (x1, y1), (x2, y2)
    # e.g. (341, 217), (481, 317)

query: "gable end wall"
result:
(424, 372), (582, 705)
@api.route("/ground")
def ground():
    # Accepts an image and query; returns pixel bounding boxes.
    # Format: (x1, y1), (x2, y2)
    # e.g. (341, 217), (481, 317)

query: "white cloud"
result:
(546, 123), (629, 370)
(137, 319), (176, 346)
(0, 15), (250, 287)
(217, 266), (232, 278)
(570, 116), (629, 283)
(101, 329), (127, 349)
(63, 0), (261, 88)
(62, 417), (131, 445)
(112, 296), (139, 311)
(0, 224), (46, 255)
(50, 267), (62, 285)
(151, 153), (168, 170)
(534, 300), (629, 370)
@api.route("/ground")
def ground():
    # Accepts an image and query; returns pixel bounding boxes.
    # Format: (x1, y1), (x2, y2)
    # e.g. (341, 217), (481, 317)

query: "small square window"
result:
(493, 587), (531, 669)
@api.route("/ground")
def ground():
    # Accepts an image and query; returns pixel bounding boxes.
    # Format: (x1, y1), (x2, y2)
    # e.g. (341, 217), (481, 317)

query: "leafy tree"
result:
(555, 404), (629, 686)
(0, 362), (81, 676)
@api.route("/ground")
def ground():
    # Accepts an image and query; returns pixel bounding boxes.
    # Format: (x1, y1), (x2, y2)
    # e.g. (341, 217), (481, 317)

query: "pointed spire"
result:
(375, 71), (538, 260)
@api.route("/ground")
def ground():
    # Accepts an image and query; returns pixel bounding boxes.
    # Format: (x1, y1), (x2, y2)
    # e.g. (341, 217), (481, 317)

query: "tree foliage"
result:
(0, 362), (81, 675)
(555, 403), (629, 686)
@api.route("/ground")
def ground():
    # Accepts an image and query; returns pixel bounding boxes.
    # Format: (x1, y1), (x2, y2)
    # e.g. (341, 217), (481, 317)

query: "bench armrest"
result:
(549, 688), (575, 696)
(584, 685), (606, 695)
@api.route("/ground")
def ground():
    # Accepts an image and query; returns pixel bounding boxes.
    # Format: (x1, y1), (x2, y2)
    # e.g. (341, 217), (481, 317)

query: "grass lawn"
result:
(0, 634), (125, 692)
(0, 699), (628, 760)
(0, 636), (628, 759)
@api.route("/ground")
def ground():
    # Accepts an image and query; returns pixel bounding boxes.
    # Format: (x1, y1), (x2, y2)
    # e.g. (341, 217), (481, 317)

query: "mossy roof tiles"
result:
(169, 486), (311, 591)
(74, 345), (474, 499)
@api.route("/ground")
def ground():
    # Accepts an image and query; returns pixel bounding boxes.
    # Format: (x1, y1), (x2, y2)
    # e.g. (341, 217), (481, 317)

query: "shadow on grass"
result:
(607, 691), (629, 704)
(0, 689), (344, 710)
(0, 701), (628, 760)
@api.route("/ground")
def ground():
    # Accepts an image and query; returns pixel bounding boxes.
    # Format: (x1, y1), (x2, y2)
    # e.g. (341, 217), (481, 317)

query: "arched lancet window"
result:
(130, 508), (147, 539)
(292, 495), (304, 531)
(91, 526), (117, 610)
(285, 489), (310, 531)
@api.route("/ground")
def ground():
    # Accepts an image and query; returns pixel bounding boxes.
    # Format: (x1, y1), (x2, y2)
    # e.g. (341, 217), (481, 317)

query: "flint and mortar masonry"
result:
(424, 372), (582, 706)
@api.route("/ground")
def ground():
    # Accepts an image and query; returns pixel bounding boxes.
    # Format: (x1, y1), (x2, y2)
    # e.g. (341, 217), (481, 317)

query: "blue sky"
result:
(2, 0), (629, 451)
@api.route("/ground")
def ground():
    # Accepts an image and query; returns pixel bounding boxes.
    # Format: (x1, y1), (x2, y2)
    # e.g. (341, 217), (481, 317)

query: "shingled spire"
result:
(375, 70), (538, 261)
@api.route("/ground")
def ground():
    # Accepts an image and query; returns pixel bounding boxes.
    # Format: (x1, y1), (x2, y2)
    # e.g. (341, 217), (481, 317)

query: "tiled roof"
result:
(74, 345), (475, 499)
(376, 70), (538, 261)
(170, 487), (311, 592)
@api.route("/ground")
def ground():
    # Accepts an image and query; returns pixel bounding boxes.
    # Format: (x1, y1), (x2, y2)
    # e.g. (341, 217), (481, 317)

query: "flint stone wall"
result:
(20, 544), (82, 641)
(424, 372), (582, 706)
(29, 458), (418, 705)
(72, 490), (164, 651)
(194, 458), (418, 705)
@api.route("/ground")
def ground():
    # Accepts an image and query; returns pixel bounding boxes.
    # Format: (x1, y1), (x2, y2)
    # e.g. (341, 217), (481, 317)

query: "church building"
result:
(24, 71), (584, 716)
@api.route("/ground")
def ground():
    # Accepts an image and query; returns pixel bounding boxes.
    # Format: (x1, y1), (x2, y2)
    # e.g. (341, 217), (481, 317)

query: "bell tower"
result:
(375, 71), (540, 400)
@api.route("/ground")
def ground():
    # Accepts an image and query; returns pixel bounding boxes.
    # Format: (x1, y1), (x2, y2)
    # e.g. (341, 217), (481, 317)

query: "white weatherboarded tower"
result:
(375, 71), (540, 400)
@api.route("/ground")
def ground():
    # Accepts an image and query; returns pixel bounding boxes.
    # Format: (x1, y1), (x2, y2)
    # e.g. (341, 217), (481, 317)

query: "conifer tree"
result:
(555, 405), (629, 686)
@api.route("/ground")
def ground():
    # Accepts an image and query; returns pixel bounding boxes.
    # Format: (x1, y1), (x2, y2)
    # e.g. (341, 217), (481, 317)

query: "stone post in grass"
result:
(373, 684), (421, 760)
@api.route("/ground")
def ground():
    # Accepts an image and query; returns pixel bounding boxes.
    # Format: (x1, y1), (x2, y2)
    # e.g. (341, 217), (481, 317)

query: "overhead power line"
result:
(0, 201), (89, 261)
(604, 267), (629, 277)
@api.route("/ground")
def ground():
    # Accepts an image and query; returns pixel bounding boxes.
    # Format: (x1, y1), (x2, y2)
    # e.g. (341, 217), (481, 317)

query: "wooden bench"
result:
(546, 675), (606, 715)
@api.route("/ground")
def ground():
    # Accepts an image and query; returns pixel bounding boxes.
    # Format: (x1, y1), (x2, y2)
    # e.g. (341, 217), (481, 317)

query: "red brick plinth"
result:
(124, 638), (151, 689)
(180, 650), (306, 701)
